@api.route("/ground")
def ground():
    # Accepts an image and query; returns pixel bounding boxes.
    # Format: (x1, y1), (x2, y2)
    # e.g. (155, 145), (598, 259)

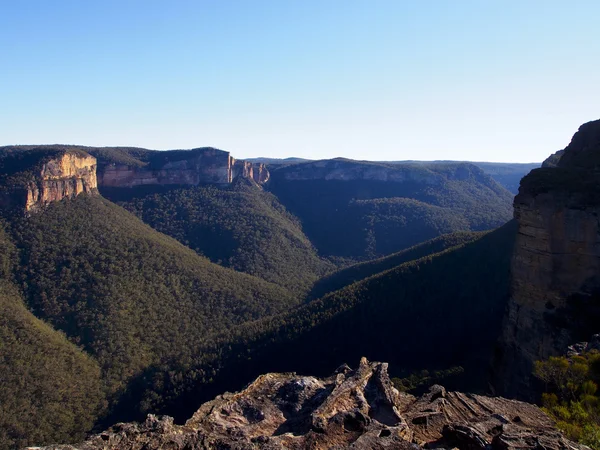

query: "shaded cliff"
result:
(0, 148), (97, 212)
(494, 119), (600, 398)
(35, 359), (583, 450)
(91, 147), (269, 187)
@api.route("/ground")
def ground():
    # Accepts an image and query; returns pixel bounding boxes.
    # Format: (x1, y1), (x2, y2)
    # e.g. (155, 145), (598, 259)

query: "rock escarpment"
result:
(34, 359), (582, 450)
(495, 119), (600, 397)
(0, 150), (98, 213)
(0, 146), (269, 212)
(97, 148), (269, 188)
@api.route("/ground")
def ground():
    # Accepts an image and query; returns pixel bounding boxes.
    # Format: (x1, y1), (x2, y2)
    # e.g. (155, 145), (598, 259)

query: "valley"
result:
(1, 120), (599, 449)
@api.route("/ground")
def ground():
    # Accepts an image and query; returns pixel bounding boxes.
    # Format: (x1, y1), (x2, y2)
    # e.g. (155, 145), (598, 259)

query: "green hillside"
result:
(5, 195), (294, 400)
(308, 231), (482, 299)
(0, 224), (104, 449)
(123, 221), (517, 422)
(105, 178), (331, 295)
(267, 160), (513, 259)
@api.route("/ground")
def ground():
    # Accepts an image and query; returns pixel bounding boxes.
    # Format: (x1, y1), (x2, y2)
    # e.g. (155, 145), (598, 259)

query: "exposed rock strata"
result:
(97, 148), (269, 188)
(495, 119), (600, 397)
(0, 151), (99, 213)
(32, 359), (583, 450)
(0, 146), (269, 212)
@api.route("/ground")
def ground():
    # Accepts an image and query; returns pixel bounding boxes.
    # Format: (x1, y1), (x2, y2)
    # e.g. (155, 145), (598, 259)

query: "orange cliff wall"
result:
(24, 152), (98, 212)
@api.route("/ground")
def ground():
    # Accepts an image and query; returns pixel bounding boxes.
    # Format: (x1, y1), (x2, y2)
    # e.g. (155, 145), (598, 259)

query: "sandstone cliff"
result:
(494, 119), (600, 397)
(34, 358), (582, 450)
(0, 150), (98, 213)
(96, 148), (269, 188)
(0, 146), (270, 212)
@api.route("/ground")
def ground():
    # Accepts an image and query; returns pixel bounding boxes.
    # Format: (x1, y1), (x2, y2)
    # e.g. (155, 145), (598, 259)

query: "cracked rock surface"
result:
(31, 358), (586, 450)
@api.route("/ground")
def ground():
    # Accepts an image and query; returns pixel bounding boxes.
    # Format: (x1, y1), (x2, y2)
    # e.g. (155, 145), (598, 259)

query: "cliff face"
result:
(495, 119), (600, 397)
(35, 358), (582, 450)
(97, 148), (269, 188)
(25, 152), (98, 212)
(0, 151), (100, 213)
(230, 157), (270, 184)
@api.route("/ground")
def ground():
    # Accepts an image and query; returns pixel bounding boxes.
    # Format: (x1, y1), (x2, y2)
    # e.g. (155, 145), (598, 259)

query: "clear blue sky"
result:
(1, 1), (598, 162)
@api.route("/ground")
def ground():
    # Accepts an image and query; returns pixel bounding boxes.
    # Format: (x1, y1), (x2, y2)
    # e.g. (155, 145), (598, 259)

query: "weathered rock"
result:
(26, 152), (98, 211)
(30, 359), (585, 450)
(567, 334), (600, 357)
(494, 119), (600, 398)
(0, 150), (98, 213)
(97, 148), (269, 188)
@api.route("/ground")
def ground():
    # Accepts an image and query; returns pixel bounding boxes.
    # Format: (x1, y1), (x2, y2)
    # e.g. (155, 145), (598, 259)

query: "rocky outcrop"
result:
(494, 119), (600, 397)
(0, 146), (269, 213)
(26, 152), (98, 212)
(97, 148), (269, 188)
(231, 157), (270, 184)
(0, 151), (98, 213)
(33, 359), (583, 450)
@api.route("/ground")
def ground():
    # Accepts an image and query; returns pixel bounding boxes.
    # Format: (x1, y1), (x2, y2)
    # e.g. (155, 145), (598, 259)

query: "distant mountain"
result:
(246, 156), (539, 194)
(245, 156), (312, 166)
(463, 162), (539, 193)
(266, 159), (513, 260)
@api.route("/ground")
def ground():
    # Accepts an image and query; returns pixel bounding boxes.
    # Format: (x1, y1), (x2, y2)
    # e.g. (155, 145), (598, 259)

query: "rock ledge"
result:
(31, 358), (585, 450)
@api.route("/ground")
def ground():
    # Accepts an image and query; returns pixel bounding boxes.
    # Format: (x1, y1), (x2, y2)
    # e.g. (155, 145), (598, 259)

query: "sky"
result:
(0, 1), (598, 162)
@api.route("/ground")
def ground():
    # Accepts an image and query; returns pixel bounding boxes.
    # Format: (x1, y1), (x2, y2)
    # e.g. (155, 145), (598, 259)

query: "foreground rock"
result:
(32, 358), (584, 450)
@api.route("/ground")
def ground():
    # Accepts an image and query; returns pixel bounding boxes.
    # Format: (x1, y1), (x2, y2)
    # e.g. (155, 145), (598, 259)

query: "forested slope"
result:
(308, 230), (482, 299)
(120, 221), (517, 423)
(4, 195), (294, 407)
(105, 178), (331, 295)
(0, 224), (104, 449)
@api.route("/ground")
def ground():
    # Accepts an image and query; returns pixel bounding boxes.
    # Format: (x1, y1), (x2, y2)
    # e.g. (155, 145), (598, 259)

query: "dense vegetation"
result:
(392, 366), (465, 393)
(0, 147), (522, 447)
(121, 221), (517, 423)
(308, 231), (481, 299)
(105, 178), (331, 294)
(267, 161), (513, 259)
(0, 223), (104, 449)
(4, 196), (294, 412)
(535, 351), (600, 449)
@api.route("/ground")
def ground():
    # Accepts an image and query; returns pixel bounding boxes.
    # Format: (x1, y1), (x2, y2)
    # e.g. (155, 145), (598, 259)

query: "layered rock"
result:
(97, 148), (269, 188)
(0, 151), (98, 213)
(230, 157), (270, 184)
(494, 119), (600, 397)
(33, 359), (582, 450)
